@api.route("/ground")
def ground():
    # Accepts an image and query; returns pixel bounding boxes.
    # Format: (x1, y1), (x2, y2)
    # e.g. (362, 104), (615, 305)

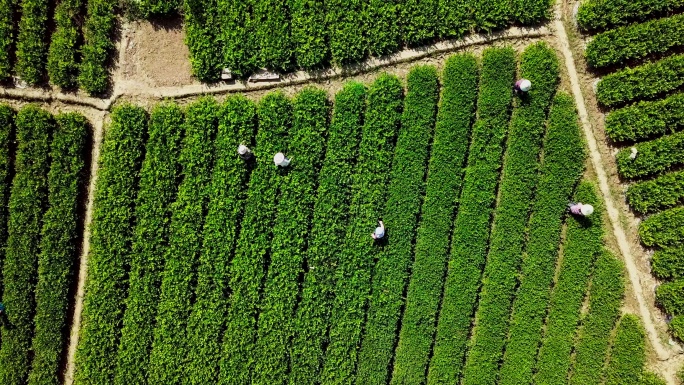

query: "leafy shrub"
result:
(669, 315), (684, 342)
(326, 0), (366, 65)
(15, 0), (50, 84)
(586, 14), (684, 68)
(291, 0), (327, 69)
(78, 0), (117, 95)
(596, 54), (684, 107)
(28, 113), (87, 385)
(605, 315), (646, 385)
(391, 54), (478, 385)
(605, 92), (684, 142)
(0, 105), (14, 294)
(428, 47), (515, 385)
(652, 246), (684, 280)
(356, 66), (439, 385)
(640, 372), (667, 385)
(74, 105), (147, 385)
(218, 92), (292, 385)
(512, 0), (552, 24)
(366, 0), (401, 56)
(147, 98), (218, 385)
(473, 0), (511, 32)
(0, 0), (15, 80)
(436, 0), (471, 39)
(463, 42), (560, 385)
(218, 0), (255, 77)
(254, 0), (292, 71)
(48, 0), (82, 89)
(401, 0), (437, 46)
(639, 206), (684, 248)
(137, 0), (180, 17)
(616, 130), (684, 179)
(627, 170), (684, 214)
(656, 279), (684, 315)
(113, 103), (184, 385)
(0, 106), (53, 385)
(184, 0), (222, 82)
(577, 0), (684, 31)
(319, 74), (402, 385)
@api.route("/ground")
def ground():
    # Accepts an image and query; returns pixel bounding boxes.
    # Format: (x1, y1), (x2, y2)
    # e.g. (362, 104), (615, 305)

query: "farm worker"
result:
(568, 202), (594, 217)
(0, 303), (6, 327)
(238, 144), (253, 160)
(371, 220), (385, 240)
(514, 78), (532, 93)
(629, 147), (638, 160)
(274, 152), (291, 167)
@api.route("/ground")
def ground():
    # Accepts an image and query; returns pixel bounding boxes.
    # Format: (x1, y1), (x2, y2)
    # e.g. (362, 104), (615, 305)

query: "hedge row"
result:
(185, 0), (222, 82)
(669, 314), (684, 341)
(78, 0), (117, 95)
(586, 13), (684, 68)
(641, 372), (668, 385)
(0, 0), (14, 80)
(136, 0), (179, 17)
(0, 105), (13, 294)
(15, 0), (49, 84)
(291, 0), (326, 69)
(535, 183), (604, 385)
(0, 106), (53, 385)
(113, 104), (184, 385)
(640, 206), (684, 248)
(391, 54), (478, 385)
(605, 315), (646, 385)
(287, 83), (365, 385)
(427, 47), (516, 385)
(254, 0), (292, 72)
(461, 42), (559, 385)
(48, 0), (82, 89)
(147, 98), (218, 385)
(356, 66), (438, 385)
(656, 278), (684, 315)
(74, 105), (147, 385)
(498, 93), (585, 385)
(569, 251), (625, 385)
(319, 74), (402, 385)
(366, 0), (401, 56)
(605, 92), (684, 142)
(28, 113), (87, 385)
(435, 0), (471, 39)
(219, 0), (255, 77)
(218, 93), (291, 385)
(652, 246), (684, 280)
(401, 0), (437, 46)
(596, 54), (684, 107)
(577, 0), (684, 31)
(326, 0), (365, 65)
(252, 89), (328, 385)
(627, 170), (684, 214)
(616, 130), (684, 179)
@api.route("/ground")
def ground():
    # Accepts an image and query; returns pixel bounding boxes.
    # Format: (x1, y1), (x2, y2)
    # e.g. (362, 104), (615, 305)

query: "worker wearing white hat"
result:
(371, 220), (385, 240)
(238, 144), (253, 160)
(514, 78), (532, 93)
(568, 202), (594, 217)
(274, 152), (290, 167)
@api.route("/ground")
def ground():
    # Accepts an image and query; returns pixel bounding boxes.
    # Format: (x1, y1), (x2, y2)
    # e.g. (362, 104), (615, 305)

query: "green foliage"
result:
(401, 0), (437, 46)
(327, 0), (366, 65)
(569, 251), (625, 385)
(577, 0), (684, 31)
(627, 170), (684, 214)
(512, 0), (552, 24)
(218, 92), (292, 385)
(78, 0), (117, 95)
(74, 105), (147, 385)
(184, 96), (257, 385)
(366, 0), (401, 56)
(252, 89), (329, 385)
(28, 113), (87, 385)
(616, 130), (684, 179)
(254, 0), (292, 71)
(15, 0), (49, 84)
(319, 74), (402, 385)
(605, 315), (646, 385)
(147, 98), (218, 385)
(640, 207), (684, 248)
(499, 93), (585, 385)
(0, 106), (53, 385)
(113, 104), (184, 385)
(48, 0), (82, 89)
(288, 83), (365, 385)
(356, 66), (438, 385)
(219, 0), (256, 76)
(605, 92), (684, 142)
(0, 105), (14, 294)
(428, 47), (515, 385)
(473, 0), (511, 31)
(586, 14), (684, 68)
(436, 0), (472, 39)
(462, 42), (560, 385)
(596, 54), (684, 107)
(656, 279), (684, 315)
(0, 0), (15, 80)
(137, 0), (180, 17)
(535, 183), (604, 385)
(640, 372), (667, 385)
(291, 0), (327, 69)
(391, 54), (478, 385)
(669, 315), (684, 342)
(185, 0), (222, 81)
(652, 246), (684, 280)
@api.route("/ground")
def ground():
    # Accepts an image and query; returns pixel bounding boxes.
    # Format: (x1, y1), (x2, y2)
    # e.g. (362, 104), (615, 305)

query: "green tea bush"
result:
(605, 93), (684, 142)
(616, 130), (684, 179)
(48, 0), (82, 89)
(656, 279), (684, 315)
(219, 0), (256, 76)
(639, 206), (684, 248)
(326, 0), (366, 64)
(366, 0), (401, 56)
(652, 246), (684, 280)
(137, 0), (180, 17)
(0, 0), (14, 80)
(577, 0), (684, 31)
(291, 0), (327, 69)
(670, 315), (684, 341)
(627, 170), (684, 214)
(0, 105), (14, 293)
(605, 315), (646, 385)
(184, 0), (222, 81)
(78, 0), (117, 95)
(254, 0), (292, 71)
(436, 0), (471, 39)
(473, 0), (511, 31)
(401, 0), (437, 46)
(15, 0), (49, 84)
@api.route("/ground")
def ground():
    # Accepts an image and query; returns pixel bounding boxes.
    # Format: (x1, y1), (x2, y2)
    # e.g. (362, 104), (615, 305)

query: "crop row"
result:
(319, 74), (402, 385)
(577, 0), (684, 31)
(136, 0), (179, 18)
(0, 105), (12, 294)
(48, 0), (82, 89)
(616, 130), (684, 179)
(656, 278), (684, 316)
(251, 89), (328, 385)
(184, 0), (222, 81)
(605, 92), (684, 142)
(462, 42), (559, 385)
(113, 104), (184, 385)
(74, 105), (147, 385)
(596, 54), (684, 107)
(652, 246), (684, 280)
(534, 182), (604, 385)
(0, 106), (53, 385)
(183, 96), (257, 385)
(390, 54), (478, 385)
(287, 83), (365, 385)
(605, 315), (646, 385)
(569, 251), (625, 385)
(218, 93), (291, 385)
(639, 206), (684, 248)
(585, 13), (684, 68)
(147, 98), (218, 385)
(498, 92), (585, 385)
(428, 47), (515, 385)
(0, 0), (13, 79)
(15, 0), (49, 84)
(78, 0), (117, 94)
(627, 170), (684, 214)
(356, 65), (438, 385)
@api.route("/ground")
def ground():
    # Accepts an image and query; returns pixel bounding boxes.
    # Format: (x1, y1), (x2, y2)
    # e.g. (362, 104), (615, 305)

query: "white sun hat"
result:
(520, 79), (532, 92)
(581, 204), (594, 216)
